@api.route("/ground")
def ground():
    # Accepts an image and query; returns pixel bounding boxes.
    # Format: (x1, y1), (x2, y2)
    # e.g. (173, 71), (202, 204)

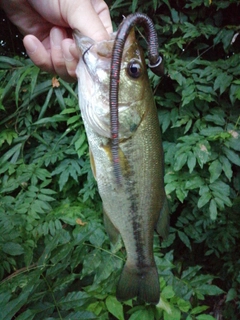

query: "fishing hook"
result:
(82, 45), (93, 65)
(110, 13), (163, 185)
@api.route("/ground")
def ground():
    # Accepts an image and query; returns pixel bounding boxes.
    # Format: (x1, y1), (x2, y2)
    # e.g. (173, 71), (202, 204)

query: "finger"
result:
(64, 0), (112, 41)
(23, 35), (54, 72)
(69, 43), (79, 61)
(24, 31), (75, 82)
(50, 27), (70, 78)
(62, 39), (78, 80)
(91, 0), (113, 35)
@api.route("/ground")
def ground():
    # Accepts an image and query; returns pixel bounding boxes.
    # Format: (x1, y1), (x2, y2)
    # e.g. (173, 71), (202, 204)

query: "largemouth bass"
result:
(74, 20), (169, 305)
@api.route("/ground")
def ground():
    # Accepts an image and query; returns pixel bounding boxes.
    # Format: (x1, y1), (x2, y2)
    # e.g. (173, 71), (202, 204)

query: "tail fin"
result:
(116, 263), (160, 304)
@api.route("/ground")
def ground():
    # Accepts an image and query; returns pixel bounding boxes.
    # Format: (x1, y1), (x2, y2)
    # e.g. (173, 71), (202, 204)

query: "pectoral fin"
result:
(156, 196), (170, 239)
(101, 142), (130, 176)
(103, 207), (121, 246)
(89, 148), (97, 179)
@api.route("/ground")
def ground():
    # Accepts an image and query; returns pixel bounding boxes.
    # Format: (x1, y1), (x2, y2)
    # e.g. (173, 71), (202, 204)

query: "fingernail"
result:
(27, 38), (37, 54)
(51, 27), (64, 48)
(63, 42), (75, 61)
(63, 51), (74, 62)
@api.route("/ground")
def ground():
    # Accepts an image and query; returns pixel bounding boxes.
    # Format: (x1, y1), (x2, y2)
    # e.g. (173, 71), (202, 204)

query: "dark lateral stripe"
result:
(124, 144), (146, 268)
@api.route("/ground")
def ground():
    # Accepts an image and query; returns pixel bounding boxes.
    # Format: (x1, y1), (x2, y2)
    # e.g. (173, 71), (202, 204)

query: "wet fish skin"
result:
(74, 29), (169, 305)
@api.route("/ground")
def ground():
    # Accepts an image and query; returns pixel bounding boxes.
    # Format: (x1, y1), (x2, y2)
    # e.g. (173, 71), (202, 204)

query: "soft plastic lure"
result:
(110, 13), (164, 183)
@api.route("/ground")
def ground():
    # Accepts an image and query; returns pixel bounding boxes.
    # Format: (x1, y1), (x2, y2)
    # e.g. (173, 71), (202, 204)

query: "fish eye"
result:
(127, 60), (142, 79)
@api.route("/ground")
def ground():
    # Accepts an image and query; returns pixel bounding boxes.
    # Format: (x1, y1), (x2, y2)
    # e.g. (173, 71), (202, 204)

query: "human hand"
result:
(0, 0), (113, 81)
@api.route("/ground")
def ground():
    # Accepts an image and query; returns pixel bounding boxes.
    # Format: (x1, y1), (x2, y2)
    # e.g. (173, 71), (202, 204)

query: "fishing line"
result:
(82, 45), (93, 65)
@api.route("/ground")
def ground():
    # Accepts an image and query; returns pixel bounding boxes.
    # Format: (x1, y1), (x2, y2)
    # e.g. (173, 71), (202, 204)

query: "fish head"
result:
(74, 29), (150, 139)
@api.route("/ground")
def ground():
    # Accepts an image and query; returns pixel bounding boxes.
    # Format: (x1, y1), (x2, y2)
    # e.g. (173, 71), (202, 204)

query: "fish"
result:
(74, 26), (169, 305)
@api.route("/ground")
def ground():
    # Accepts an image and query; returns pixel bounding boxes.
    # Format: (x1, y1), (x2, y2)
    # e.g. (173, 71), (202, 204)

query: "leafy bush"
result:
(0, 0), (239, 319)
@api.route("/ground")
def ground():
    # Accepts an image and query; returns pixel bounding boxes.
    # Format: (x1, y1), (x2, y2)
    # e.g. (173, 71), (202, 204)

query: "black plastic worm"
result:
(110, 13), (163, 184)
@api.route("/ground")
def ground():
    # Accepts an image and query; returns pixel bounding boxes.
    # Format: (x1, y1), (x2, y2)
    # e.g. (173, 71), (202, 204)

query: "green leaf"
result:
(59, 78), (78, 98)
(37, 193), (55, 202)
(185, 175), (204, 189)
(214, 72), (233, 94)
(52, 159), (82, 190)
(58, 291), (91, 310)
(37, 87), (53, 120)
(177, 299), (191, 312)
(190, 305), (209, 315)
(0, 56), (25, 67)
(196, 315), (217, 320)
(0, 143), (22, 164)
(210, 180), (230, 197)
(67, 114), (80, 125)
(209, 160), (222, 183)
(229, 83), (240, 104)
(214, 29), (234, 50)
(164, 307), (181, 320)
(181, 265), (201, 280)
(131, 0), (138, 12)
(89, 228), (106, 247)
(197, 192), (212, 208)
(209, 199), (218, 220)
(63, 311), (97, 319)
(204, 111), (226, 126)
(226, 288), (237, 302)
(178, 231), (192, 250)
(129, 308), (155, 320)
(2, 242), (24, 256)
(0, 129), (18, 146)
(223, 147), (240, 166)
(33, 114), (67, 125)
(0, 292), (11, 306)
(169, 70), (186, 86)
(15, 309), (35, 320)
(162, 286), (175, 299)
(106, 296), (124, 320)
(200, 126), (223, 137)
(171, 8), (179, 23)
(219, 155), (233, 180)
(0, 285), (34, 320)
(15, 67), (33, 107)
(176, 187), (188, 203)
(54, 87), (66, 110)
(187, 152), (196, 173)
(40, 188), (56, 195)
(61, 107), (78, 114)
(193, 141), (211, 168)
(184, 119), (193, 134)
(198, 284), (224, 296)
(174, 152), (188, 171)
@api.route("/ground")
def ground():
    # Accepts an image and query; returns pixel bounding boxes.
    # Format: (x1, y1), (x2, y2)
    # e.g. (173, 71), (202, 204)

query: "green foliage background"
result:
(0, 0), (239, 319)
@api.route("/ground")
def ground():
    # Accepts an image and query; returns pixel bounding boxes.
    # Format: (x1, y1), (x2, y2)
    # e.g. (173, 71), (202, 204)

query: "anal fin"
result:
(103, 207), (122, 252)
(156, 196), (170, 239)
